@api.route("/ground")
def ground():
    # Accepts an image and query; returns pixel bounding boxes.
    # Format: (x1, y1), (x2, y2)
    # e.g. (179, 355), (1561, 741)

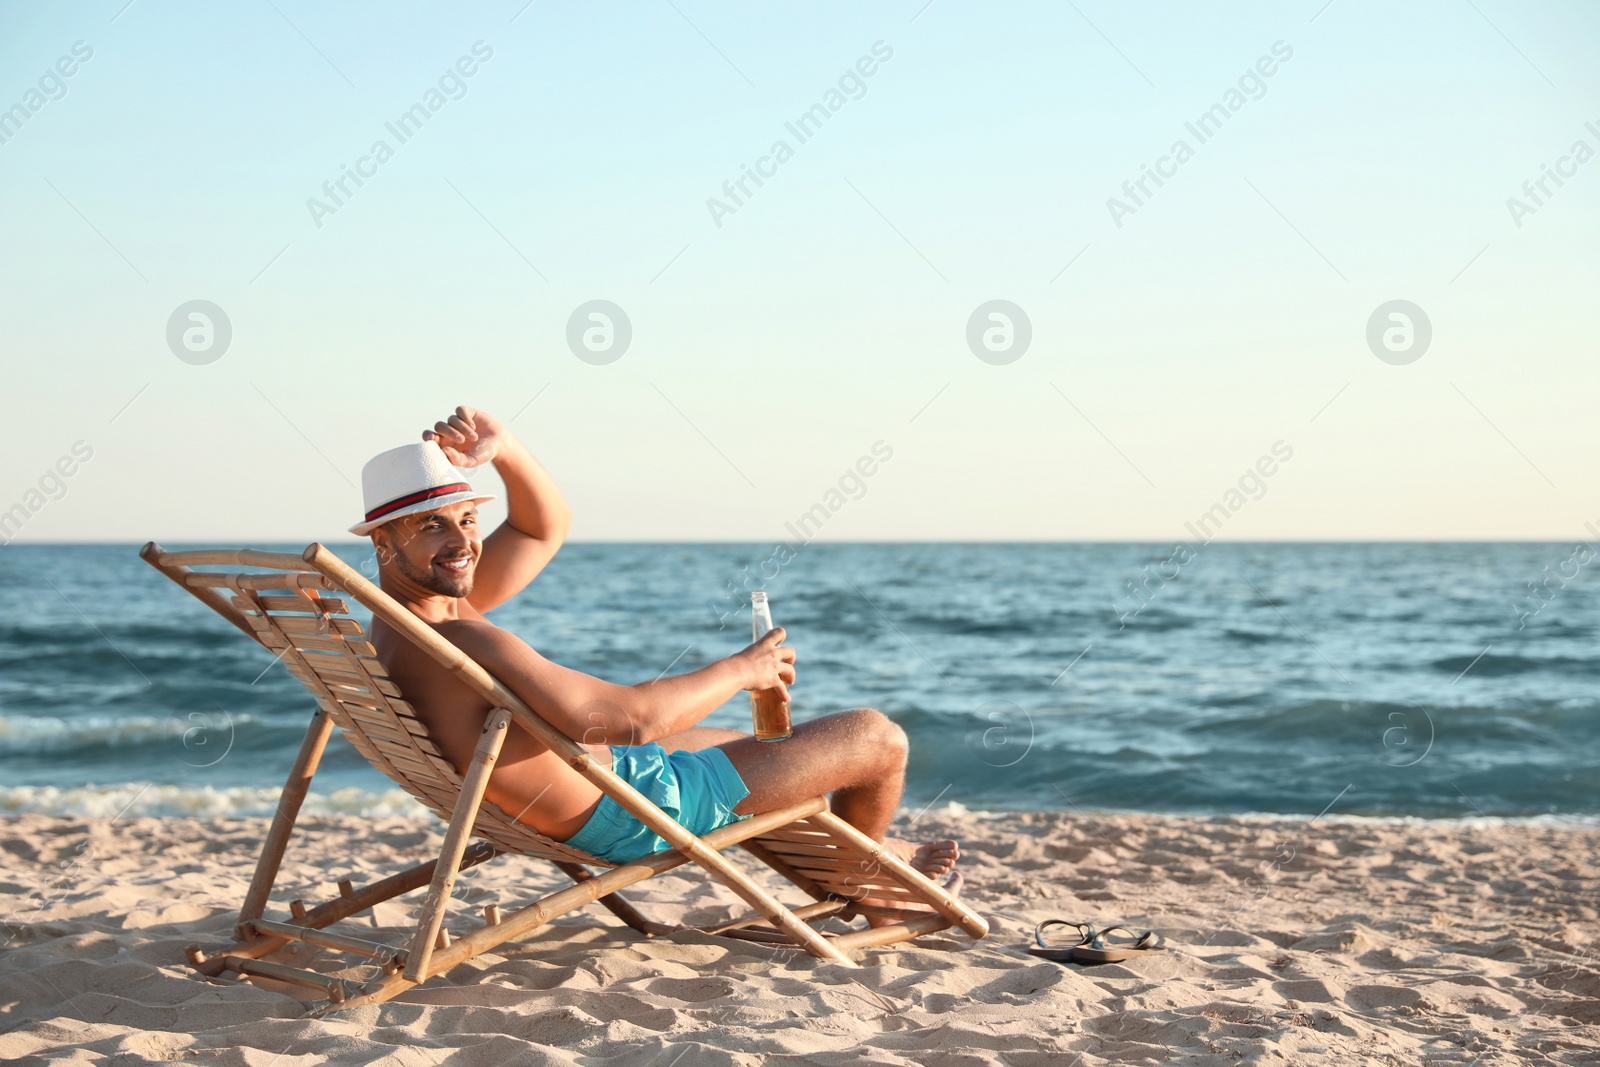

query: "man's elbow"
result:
(601, 689), (667, 746)
(558, 690), (662, 748)
(526, 512), (571, 554)
(550, 509), (573, 545)
(616, 712), (668, 747)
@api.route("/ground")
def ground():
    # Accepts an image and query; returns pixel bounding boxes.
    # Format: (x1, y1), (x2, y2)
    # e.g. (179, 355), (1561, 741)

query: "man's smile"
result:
(436, 555), (474, 575)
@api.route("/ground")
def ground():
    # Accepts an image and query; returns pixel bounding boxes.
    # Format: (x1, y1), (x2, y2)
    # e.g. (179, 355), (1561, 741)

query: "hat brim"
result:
(348, 491), (498, 537)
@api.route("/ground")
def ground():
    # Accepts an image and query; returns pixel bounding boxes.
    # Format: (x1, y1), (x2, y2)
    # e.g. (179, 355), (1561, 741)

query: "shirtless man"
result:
(356, 406), (960, 909)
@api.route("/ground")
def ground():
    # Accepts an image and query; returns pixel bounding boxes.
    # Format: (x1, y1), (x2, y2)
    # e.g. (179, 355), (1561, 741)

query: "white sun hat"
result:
(349, 441), (496, 536)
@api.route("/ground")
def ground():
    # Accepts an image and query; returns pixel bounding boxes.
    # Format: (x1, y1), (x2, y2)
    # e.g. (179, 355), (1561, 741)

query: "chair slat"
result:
(254, 596), (352, 615)
(292, 648), (392, 678)
(306, 664), (401, 694)
(781, 869), (922, 897)
(184, 572), (336, 592)
(341, 715), (443, 756)
(751, 839), (868, 861)
(268, 615), (365, 636)
(755, 828), (839, 844)
(362, 736), (447, 772)
(339, 702), (434, 743)
(320, 687), (399, 711)
(261, 632), (377, 657)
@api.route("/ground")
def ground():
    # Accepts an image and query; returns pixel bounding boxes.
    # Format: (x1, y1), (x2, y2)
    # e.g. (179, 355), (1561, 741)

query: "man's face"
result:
(374, 501), (481, 598)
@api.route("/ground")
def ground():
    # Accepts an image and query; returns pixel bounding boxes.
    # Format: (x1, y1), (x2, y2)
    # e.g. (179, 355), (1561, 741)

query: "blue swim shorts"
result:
(561, 743), (752, 865)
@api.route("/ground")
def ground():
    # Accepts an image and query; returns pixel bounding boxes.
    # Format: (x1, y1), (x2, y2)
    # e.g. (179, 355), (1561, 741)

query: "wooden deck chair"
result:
(141, 543), (987, 1012)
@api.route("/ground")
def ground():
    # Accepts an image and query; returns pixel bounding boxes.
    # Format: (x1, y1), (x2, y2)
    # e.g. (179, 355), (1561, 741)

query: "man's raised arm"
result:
(424, 405), (572, 612)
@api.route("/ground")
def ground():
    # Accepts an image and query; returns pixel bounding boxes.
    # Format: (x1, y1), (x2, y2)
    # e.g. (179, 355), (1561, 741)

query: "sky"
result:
(1, 0), (1597, 544)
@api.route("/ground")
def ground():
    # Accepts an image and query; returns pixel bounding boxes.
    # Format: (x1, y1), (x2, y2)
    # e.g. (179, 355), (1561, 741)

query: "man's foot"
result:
(859, 870), (965, 928)
(849, 838), (963, 928)
(887, 837), (959, 879)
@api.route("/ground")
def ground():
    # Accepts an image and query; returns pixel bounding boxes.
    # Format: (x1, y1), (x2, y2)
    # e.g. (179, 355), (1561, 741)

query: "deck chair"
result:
(141, 543), (987, 1012)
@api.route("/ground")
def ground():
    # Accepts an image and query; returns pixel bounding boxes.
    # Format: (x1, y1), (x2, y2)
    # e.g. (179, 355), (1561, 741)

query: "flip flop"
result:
(1071, 924), (1165, 963)
(1025, 919), (1097, 962)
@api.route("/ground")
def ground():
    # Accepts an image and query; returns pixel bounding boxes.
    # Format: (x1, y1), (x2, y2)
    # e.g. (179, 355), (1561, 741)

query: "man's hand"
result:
(735, 627), (797, 702)
(421, 404), (573, 614)
(423, 406), (508, 469)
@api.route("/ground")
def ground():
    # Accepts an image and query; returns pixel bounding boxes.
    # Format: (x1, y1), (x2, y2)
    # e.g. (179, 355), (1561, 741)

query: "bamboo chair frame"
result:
(141, 542), (987, 1011)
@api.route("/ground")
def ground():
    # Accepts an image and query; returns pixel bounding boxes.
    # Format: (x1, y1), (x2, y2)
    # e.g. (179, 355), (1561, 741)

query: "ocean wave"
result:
(0, 783), (431, 819)
(1430, 652), (1600, 677)
(0, 713), (263, 754)
(1178, 698), (1580, 743)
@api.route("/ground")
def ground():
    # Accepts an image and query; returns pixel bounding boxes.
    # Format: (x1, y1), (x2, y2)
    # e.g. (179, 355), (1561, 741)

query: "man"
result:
(357, 406), (961, 914)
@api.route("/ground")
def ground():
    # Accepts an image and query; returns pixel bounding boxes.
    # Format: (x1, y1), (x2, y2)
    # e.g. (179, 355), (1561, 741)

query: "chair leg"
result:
(552, 861), (674, 936)
(236, 707), (335, 939)
(403, 708), (512, 982)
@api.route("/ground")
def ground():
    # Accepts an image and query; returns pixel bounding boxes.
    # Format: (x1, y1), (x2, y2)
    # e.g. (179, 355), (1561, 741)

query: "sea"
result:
(1, 542), (1596, 823)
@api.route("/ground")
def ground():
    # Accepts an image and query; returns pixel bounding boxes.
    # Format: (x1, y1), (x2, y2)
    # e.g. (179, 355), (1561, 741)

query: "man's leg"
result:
(716, 708), (958, 881)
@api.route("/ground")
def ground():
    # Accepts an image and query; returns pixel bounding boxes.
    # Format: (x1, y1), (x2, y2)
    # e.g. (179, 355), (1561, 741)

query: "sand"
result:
(2, 807), (1596, 1066)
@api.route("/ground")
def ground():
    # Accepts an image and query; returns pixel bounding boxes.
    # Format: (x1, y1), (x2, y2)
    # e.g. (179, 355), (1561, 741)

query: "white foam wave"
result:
(0, 783), (431, 819)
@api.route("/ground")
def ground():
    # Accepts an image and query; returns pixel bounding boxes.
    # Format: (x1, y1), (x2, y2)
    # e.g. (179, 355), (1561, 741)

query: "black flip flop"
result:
(1072, 924), (1165, 963)
(1025, 919), (1097, 962)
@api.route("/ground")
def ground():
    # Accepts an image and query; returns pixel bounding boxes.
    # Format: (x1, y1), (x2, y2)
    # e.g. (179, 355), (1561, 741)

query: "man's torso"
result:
(370, 616), (607, 841)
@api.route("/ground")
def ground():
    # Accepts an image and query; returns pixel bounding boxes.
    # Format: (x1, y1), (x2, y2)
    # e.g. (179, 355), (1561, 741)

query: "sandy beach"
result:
(2, 806), (1595, 1065)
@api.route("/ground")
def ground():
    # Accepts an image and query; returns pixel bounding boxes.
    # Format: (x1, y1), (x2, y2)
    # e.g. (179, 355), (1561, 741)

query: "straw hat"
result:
(349, 441), (496, 536)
